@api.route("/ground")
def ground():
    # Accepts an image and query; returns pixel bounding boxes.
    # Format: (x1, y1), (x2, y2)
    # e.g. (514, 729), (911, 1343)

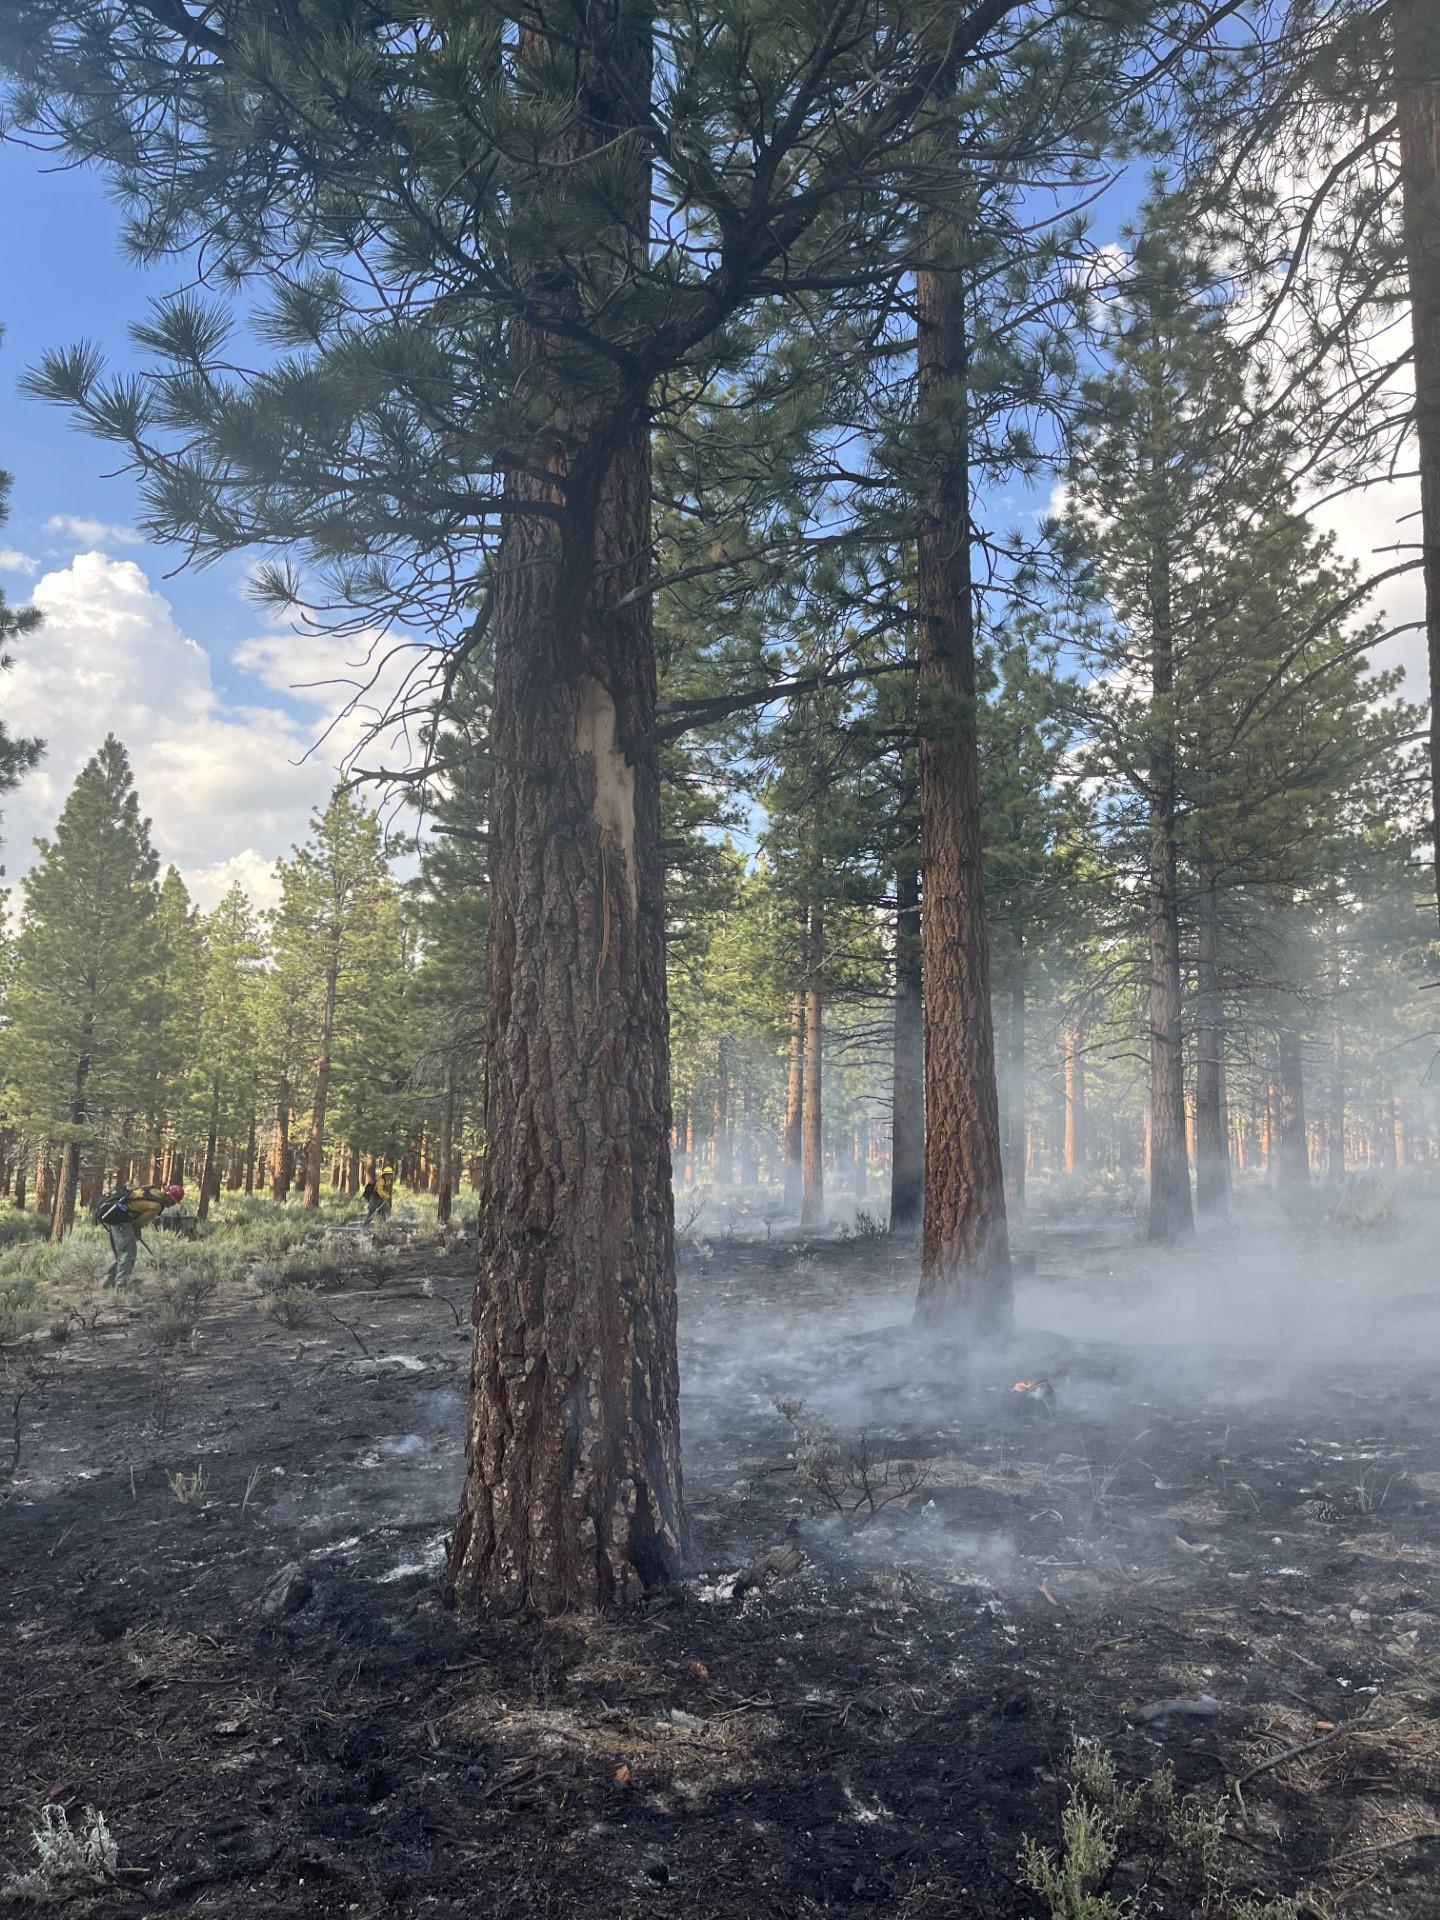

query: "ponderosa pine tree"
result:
(3, 0), (1251, 1610)
(193, 884), (263, 1220)
(144, 865), (203, 1180)
(271, 791), (391, 1210)
(5, 736), (158, 1239)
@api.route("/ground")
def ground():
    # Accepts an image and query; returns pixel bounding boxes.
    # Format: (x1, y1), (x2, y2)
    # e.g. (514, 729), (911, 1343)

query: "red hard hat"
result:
(165, 1184), (184, 1202)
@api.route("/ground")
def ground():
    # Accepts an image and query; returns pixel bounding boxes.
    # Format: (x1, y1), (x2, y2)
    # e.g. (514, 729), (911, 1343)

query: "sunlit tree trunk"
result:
(911, 236), (1011, 1330)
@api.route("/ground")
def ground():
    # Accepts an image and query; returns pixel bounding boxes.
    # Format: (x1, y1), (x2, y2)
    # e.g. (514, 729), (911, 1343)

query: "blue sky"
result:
(0, 137), (415, 907)
(0, 124), (1425, 905)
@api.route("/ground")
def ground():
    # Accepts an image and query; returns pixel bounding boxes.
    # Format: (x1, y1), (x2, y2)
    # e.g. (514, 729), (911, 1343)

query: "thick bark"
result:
(303, 955), (340, 1209)
(783, 991), (805, 1215)
(1193, 868), (1231, 1219)
(1395, 0), (1440, 920)
(1144, 517), (1193, 1243)
(437, 1056), (456, 1228)
(1062, 1030), (1086, 1176)
(889, 851), (924, 1235)
(1277, 1026), (1310, 1188)
(801, 917), (825, 1230)
(446, 13), (684, 1615)
(911, 253), (1011, 1330)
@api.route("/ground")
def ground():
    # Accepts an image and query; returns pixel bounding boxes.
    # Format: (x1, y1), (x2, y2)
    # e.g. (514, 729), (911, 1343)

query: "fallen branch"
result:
(1233, 1698), (1384, 1793)
(1319, 1827), (1440, 1873)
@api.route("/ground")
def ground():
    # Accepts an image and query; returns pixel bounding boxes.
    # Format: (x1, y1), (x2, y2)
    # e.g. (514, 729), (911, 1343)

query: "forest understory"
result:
(4, 1205), (1439, 1919)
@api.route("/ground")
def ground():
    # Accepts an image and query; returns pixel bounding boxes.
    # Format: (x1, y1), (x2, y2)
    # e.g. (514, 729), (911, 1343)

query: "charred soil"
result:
(3, 1212), (1439, 1917)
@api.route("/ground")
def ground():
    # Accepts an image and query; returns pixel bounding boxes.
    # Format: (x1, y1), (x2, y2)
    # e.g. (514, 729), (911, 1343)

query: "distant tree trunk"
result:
(273, 1081), (292, 1203)
(911, 245), (1011, 1330)
(244, 1115), (258, 1196)
(197, 1077), (222, 1223)
(741, 1080), (758, 1188)
(783, 990), (805, 1215)
(437, 1055), (456, 1227)
(35, 1149), (54, 1221)
(1277, 1026), (1310, 1188)
(714, 1036), (732, 1188)
(1379, 1094), (1398, 1170)
(1395, 0), (1440, 921)
(13, 1151), (26, 1212)
(889, 850), (924, 1235)
(50, 1050), (91, 1244)
(445, 26), (684, 1613)
(1193, 868), (1230, 1219)
(1006, 954), (1026, 1224)
(1145, 519), (1193, 1244)
(303, 953), (340, 1209)
(801, 917), (825, 1230)
(1328, 991), (1346, 1185)
(1062, 1030), (1086, 1175)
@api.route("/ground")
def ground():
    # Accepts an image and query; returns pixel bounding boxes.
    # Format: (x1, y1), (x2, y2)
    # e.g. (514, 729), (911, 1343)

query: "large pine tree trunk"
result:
(244, 1115), (257, 1196)
(889, 851), (924, 1235)
(1144, 526), (1193, 1243)
(303, 956), (340, 1209)
(446, 11), (683, 1615)
(1062, 1030), (1086, 1175)
(1395, 0), (1440, 920)
(911, 257), (1011, 1330)
(783, 990), (805, 1215)
(1277, 1025), (1310, 1188)
(801, 923), (825, 1231)
(1194, 868), (1230, 1219)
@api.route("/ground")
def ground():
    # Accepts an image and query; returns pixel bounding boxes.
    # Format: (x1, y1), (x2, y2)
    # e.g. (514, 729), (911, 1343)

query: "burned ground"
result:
(3, 1210), (1439, 1917)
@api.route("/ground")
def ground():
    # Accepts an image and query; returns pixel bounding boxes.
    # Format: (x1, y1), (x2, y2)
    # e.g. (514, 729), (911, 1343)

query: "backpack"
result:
(362, 1180), (377, 1202)
(92, 1186), (133, 1227)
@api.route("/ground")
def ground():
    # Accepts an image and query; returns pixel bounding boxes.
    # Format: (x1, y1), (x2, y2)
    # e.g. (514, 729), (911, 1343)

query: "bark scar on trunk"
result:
(576, 676), (638, 916)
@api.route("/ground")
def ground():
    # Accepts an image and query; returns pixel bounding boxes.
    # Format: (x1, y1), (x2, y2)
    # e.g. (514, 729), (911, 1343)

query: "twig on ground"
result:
(1233, 1698), (1384, 1794)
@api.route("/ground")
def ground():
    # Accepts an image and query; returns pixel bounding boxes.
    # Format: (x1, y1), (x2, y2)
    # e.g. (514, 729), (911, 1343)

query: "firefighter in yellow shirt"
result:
(95, 1182), (185, 1289)
(364, 1165), (394, 1226)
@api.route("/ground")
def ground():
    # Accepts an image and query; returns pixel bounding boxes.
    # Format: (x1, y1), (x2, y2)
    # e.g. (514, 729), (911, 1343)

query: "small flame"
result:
(1012, 1380), (1041, 1393)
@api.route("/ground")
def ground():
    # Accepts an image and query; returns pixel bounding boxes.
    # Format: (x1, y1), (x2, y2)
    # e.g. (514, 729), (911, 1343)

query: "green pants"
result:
(104, 1220), (139, 1289)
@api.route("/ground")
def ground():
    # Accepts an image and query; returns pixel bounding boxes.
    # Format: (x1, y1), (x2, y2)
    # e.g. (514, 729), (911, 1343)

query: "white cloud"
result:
(0, 552), (369, 906)
(0, 546), (39, 576)
(44, 513), (142, 548)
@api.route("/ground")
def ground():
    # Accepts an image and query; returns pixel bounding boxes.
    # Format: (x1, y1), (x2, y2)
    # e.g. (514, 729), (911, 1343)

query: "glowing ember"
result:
(1011, 1380), (1043, 1393)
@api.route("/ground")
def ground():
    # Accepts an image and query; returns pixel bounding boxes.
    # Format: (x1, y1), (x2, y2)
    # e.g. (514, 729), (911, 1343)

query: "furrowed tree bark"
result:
(446, 2), (683, 1616)
(801, 914), (825, 1230)
(1194, 866), (1230, 1219)
(1394, 0), (1440, 922)
(912, 254), (1011, 1330)
(889, 848), (924, 1235)
(783, 989), (805, 1215)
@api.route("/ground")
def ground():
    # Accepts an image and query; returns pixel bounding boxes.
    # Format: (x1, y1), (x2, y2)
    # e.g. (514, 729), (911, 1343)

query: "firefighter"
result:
(96, 1182), (185, 1289)
(363, 1164), (394, 1225)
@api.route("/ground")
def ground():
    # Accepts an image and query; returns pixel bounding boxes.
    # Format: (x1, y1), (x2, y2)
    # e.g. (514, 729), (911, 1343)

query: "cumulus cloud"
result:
(44, 513), (142, 548)
(0, 546), (39, 576)
(1, 552), (374, 909)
